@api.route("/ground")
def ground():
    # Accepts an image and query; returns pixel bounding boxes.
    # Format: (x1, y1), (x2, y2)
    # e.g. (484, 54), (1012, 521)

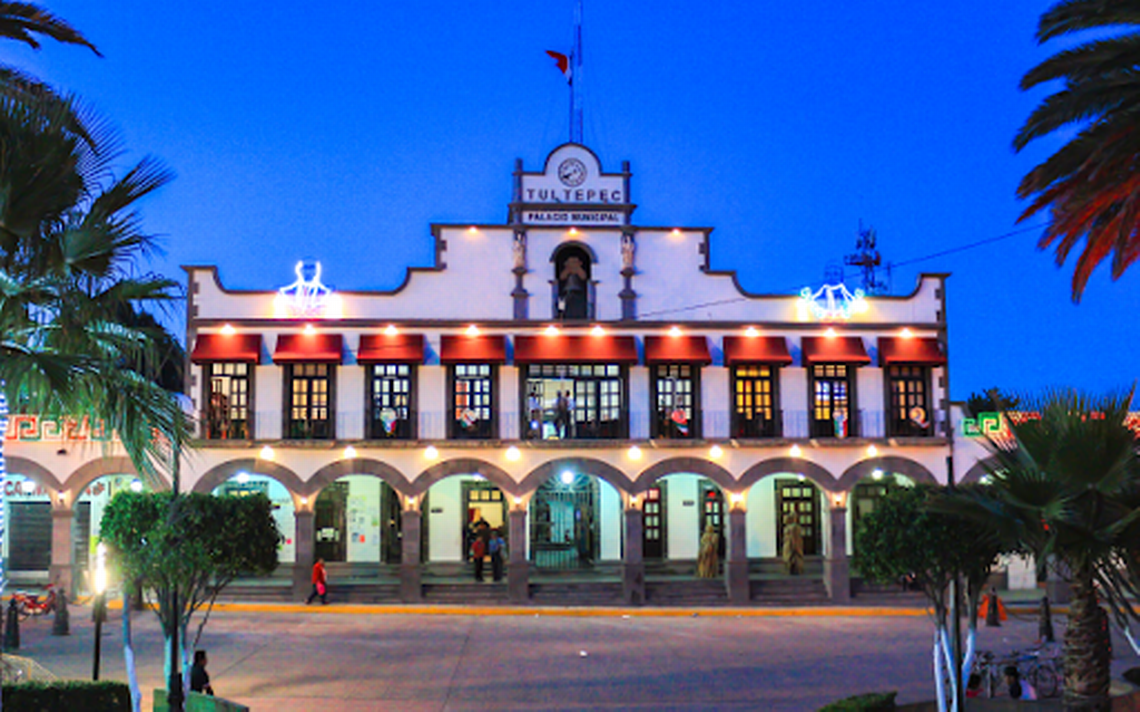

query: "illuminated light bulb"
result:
(385, 324), (398, 336)
(236, 471), (251, 484)
(467, 226), (478, 234)
(627, 445), (642, 461)
(790, 444), (802, 457)
(301, 497), (309, 505)
(303, 323), (316, 335)
(466, 324), (480, 337)
(591, 325), (605, 336)
(797, 474), (806, 481)
(709, 445), (724, 459)
(473, 474), (486, 481)
(568, 228), (579, 236)
(866, 444), (879, 457)
(513, 496), (523, 505)
(221, 324), (236, 335)
(424, 445), (439, 460)
(129, 479), (143, 493)
(900, 327), (914, 339)
(344, 446), (358, 459)
(824, 327), (836, 338)
(560, 470), (575, 485)
(872, 469), (884, 481)
(545, 325), (559, 336)
(668, 326), (682, 337)
(744, 326), (759, 337)
(730, 492), (744, 504)
(671, 229), (681, 235)
(505, 446), (521, 461)
(259, 445), (275, 461)
(20, 479), (36, 494)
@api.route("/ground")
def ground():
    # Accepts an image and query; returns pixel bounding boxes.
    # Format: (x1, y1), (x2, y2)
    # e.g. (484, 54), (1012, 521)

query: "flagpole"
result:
(570, 0), (583, 143)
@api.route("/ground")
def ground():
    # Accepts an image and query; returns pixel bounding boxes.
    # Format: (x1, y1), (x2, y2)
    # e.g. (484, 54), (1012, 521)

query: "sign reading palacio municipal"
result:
(512, 144), (633, 226)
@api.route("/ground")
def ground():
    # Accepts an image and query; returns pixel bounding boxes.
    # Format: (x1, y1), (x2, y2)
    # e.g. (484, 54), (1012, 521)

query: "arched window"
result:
(552, 244), (594, 320)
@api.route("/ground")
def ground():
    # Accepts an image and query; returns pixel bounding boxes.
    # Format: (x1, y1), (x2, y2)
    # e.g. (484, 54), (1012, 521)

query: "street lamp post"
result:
(91, 542), (107, 681)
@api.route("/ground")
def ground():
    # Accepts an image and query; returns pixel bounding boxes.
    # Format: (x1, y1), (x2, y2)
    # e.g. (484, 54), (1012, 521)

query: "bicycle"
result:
(972, 644), (1061, 699)
(8, 585), (57, 621)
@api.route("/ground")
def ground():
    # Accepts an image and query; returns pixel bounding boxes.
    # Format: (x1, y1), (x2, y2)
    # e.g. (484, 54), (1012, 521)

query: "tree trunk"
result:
(122, 590), (141, 712)
(1063, 567), (1111, 711)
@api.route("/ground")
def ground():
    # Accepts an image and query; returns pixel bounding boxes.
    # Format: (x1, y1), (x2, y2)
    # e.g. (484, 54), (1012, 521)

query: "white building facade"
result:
(7, 144), (963, 604)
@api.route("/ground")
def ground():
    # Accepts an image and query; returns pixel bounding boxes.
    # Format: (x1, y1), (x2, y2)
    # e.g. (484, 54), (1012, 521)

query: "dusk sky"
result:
(9, 1), (1139, 402)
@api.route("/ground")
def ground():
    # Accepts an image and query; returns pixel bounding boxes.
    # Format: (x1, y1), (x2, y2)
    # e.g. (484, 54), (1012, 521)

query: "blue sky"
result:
(9, 1), (1139, 401)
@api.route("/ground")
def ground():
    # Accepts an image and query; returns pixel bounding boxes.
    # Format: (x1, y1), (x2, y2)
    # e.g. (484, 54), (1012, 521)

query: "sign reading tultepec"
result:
(511, 144), (633, 226)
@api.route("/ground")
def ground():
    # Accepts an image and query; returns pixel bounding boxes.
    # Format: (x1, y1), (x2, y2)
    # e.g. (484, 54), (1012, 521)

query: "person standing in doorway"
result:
(489, 529), (506, 582)
(306, 558), (328, 604)
(471, 534), (486, 582)
(555, 391), (569, 439)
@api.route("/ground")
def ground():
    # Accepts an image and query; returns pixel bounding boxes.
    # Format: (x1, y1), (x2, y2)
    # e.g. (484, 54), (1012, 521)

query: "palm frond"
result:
(0, 2), (99, 55)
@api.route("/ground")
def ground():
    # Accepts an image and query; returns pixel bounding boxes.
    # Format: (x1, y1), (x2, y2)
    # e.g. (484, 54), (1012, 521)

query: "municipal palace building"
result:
(3, 143), (1013, 605)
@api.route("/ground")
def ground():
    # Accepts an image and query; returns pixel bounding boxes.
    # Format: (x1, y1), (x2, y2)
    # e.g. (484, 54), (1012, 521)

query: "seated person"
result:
(190, 649), (215, 696)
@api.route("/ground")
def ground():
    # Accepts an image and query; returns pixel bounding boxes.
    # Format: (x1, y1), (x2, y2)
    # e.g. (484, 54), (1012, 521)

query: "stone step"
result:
(646, 580), (729, 606)
(336, 584), (402, 604)
(750, 578), (829, 603)
(529, 582), (625, 605)
(421, 583), (509, 604)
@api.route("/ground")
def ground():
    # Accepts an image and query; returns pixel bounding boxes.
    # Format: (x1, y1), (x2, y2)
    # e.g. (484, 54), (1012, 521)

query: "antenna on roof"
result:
(844, 221), (890, 295)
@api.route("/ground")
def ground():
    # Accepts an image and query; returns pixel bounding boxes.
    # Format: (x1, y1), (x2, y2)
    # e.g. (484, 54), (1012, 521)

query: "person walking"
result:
(488, 529), (506, 582)
(306, 557), (329, 604)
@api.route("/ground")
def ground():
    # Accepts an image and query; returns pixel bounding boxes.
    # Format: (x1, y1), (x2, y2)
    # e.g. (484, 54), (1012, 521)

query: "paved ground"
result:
(8, 602), (1140, 712)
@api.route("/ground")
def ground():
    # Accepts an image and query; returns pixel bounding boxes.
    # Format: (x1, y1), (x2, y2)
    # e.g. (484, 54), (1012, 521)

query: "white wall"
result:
(500, 366), (519, 438)
(255, 360), (282, 439)
(629, 366), (650, 439)
(746, 478), (778, 557)
(418, 364), (447, 439)
(599, 480), (622, 561)
(337, 362), (365, 440)
(702, 366), (729, 438)
(782, 367), (808, 437)
(665, 475), (701, 560)
(427, 476), (464, 562)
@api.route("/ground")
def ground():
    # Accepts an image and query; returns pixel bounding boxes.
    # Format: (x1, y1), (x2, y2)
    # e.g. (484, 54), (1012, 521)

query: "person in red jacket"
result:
(306, 558), (328, 604)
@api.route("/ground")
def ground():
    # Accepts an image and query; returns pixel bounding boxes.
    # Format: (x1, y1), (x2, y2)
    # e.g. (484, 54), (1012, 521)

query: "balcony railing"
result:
(197, 408), (947, 443)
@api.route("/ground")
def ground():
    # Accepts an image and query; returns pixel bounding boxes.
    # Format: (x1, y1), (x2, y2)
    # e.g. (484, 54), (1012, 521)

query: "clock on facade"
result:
(557, 158), (587, 187)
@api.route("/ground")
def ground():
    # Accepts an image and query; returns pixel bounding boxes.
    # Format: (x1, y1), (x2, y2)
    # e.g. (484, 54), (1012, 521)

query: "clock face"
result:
(557, 158), (587, 187)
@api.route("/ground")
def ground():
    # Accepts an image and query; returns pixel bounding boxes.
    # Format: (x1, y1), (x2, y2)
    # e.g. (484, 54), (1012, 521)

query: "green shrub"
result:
(1125, 666), (1140, 687)
(2, 680), (131, 711)
(818, 691), (897, 712)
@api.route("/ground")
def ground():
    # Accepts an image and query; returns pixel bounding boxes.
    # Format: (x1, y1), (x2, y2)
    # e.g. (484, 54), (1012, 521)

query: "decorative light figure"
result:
(275, 260), (336, 318)
(798, 282), (867, 321)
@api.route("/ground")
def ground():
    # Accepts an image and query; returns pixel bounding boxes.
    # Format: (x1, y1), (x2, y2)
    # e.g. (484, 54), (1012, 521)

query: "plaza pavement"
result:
(9, 601), (1140, 712)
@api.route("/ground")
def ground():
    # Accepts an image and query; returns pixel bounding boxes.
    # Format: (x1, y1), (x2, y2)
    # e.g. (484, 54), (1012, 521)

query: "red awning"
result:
(644, 336), (711, 365)
(358, 334), (425, 364)
(878, 337), (946, 366)
(439, 334), (507, 364)
(722, 336), (792, 366)
(514, 335), (638, 364)
(801, 336), (871, 365)
(190, 333), (262, 364)
(273, 333), (344, 364)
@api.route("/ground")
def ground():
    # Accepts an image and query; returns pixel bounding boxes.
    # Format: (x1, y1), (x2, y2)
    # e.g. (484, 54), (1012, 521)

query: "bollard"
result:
(4, 599), (19, 650)
(52, 589), (70, 636)
(1039, 595), (1055, 643)
(985, 589), (1001, 627)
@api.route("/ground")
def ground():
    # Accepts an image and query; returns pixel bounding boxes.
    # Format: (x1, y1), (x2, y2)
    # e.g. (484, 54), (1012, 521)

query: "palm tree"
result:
(0, 2), (98, 55)
(1015, 0), (1140, 301)
(939, 389), (1140, 711)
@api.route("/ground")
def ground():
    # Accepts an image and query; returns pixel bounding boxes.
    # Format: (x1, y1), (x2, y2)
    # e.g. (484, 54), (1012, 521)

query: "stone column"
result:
(292, 509), (314, 602)
(399, 509), (423, 602)
(823, 503), (851, 603)
(50, 509), (73, 595)
(507, 508), (528, 603)
(725, 506), (749, 604)
(623, 507), (645, 605)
